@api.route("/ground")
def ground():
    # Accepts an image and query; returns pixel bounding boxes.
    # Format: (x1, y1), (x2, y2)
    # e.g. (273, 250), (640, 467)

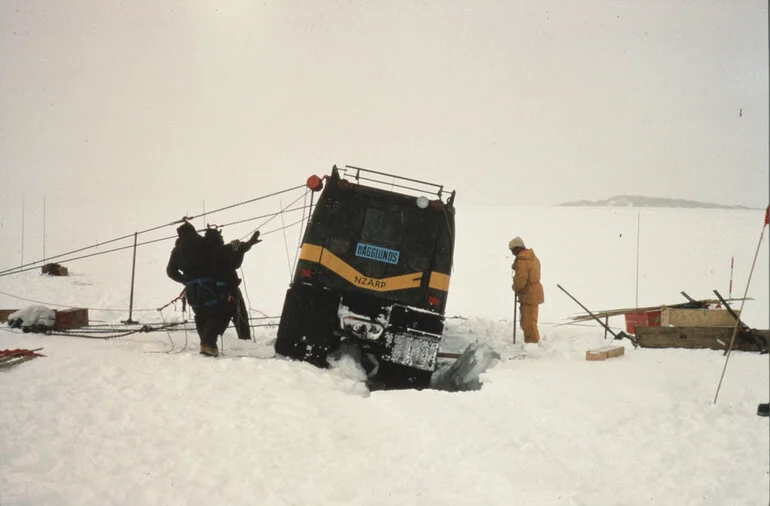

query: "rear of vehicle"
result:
(275, 165), (455, 389)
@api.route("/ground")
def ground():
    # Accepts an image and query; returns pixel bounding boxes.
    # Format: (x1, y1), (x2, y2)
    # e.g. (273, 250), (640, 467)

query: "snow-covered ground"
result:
(1, 203), (768, 505)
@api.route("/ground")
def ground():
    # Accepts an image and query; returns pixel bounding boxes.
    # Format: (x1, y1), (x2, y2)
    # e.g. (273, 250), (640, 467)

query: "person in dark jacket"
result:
(203, 227), (262, 342)
(166, 221), (207, 284)
(224, 232), (262, 340)
(166, 221), (231, 357)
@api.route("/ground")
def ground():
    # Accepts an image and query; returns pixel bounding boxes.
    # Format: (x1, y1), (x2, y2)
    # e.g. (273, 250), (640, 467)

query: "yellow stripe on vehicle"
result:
(428, 272), (451, 291)
(298, 243), (431, 293)
(320, 248), (423, 292)
(299, 243), (323, 263)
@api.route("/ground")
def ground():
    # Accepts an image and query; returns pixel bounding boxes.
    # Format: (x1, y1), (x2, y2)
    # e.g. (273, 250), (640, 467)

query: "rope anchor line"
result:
(0, 184), (308, 278)
(0, 183), (314, 347)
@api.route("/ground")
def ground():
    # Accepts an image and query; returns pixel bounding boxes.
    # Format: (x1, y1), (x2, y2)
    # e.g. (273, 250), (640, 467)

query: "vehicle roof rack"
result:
(340, 165), (455, 204)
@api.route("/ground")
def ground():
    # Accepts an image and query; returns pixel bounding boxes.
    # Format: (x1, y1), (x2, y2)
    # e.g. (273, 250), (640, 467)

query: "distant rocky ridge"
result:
(559, 195), (753, 209)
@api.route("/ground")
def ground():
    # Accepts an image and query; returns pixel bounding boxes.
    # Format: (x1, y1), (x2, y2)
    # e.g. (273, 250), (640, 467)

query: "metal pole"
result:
(21, 195), (24, 268)
(557, 284), (638, 347)
(513, 293), (518, 344)
(635, 212), (640, 308)
(43, 195), (46, 264)
(123, 232), (139, 324)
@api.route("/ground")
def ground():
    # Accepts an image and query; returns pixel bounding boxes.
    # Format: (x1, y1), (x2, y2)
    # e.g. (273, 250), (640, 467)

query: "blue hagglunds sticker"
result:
(355, 242), (400, 265)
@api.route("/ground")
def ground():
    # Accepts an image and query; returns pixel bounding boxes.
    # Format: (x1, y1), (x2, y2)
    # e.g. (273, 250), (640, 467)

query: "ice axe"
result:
(511, 265), (518, 344)
(512, 293), (518, 344)
(557, 284), (639, 348)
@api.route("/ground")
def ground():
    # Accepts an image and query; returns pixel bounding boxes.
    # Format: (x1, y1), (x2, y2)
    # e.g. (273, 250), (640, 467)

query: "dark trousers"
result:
(186, 281), (231, 349)
(193, 304), (231, 349)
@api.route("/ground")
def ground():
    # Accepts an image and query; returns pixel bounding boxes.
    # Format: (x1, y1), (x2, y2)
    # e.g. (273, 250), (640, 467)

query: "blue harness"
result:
(184, 277), (229, 309)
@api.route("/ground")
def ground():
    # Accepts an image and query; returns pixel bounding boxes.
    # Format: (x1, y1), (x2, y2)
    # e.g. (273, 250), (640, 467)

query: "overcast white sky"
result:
(1, 0), (768, 234)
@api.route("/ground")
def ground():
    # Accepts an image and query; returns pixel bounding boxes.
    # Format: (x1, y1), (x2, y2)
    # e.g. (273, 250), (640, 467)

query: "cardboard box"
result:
(55, 308), (89, 330)
(41, 264), (68, 276)
(660, 308), (738, 327)
(0, 309), (20, 323)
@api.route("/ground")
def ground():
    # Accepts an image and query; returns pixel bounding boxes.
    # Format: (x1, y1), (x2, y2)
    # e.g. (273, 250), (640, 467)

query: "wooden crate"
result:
(586, 345), (625, 361)
(55, 308), (89, 330)
(0, 309), (20, 323)
(660, 308), (738, 327)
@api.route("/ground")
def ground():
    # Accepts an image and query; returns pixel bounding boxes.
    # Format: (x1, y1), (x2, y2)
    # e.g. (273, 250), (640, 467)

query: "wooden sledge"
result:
(635, 326), (769, 352)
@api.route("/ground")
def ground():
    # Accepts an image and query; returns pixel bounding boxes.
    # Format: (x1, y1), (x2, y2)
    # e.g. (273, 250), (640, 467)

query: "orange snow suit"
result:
(512, 249), (544, 343)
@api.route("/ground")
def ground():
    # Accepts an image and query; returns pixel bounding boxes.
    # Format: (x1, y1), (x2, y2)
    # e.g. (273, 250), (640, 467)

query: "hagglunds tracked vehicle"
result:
(274, 165), (455, 389)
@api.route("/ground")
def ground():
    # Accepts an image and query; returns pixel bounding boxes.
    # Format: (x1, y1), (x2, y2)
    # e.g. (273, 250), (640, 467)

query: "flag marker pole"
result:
(713, 206), (769, 403)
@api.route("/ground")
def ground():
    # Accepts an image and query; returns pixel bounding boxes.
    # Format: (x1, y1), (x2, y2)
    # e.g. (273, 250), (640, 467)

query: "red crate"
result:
(625, 310), (661, 334)
(55, 308), (89, 330)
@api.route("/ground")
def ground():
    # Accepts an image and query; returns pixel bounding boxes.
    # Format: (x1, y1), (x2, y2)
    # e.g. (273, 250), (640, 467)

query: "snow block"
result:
(586, 345), (625, 361)
(431, 343), (500, 392)
(55, 308), (89, 330)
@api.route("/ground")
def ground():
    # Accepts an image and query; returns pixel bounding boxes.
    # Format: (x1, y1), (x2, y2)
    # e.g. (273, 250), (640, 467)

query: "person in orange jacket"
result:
(510, 236), (544, 343)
